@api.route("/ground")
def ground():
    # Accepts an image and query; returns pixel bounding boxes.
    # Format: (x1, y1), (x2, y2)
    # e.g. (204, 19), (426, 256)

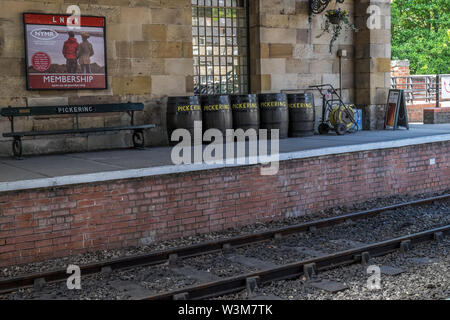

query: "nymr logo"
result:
(30, 28), (58, 41)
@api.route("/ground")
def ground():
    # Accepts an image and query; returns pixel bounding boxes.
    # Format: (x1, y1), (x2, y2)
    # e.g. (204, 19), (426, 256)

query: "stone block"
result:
(260, 59), (286, 74)
(167, 25), (192, 42)
(27, 97), (68, 107)
(32, 117), (74, 132)
(297, 73), (321, 90)
(321, 73), (340, 88)
(131, 41), (152, 59)
(0, 58), (24, 77)
(112, 76), (151, 95)
(261, 43), (270, 59)
(288, 14), (309, 29)
(424, 108), (450, 124)
(165, 58), (194, 76)
(151, 75), (186, 96)
(152, 42), (183, 58)
(109, 59), (133, 75)
(292, 44), (314, 59)
(260, 14), (289, 28)
(376, 58), (391, 72)
(271, 72), (296, 91)
(68, 96), (122, 105)
(285, 59), (309, 74)
(355, 73), (370, 90)
(296, 29), (309, 44)
(309, 60), (333, 74)
(182, 42), (193, 58)
(121, 7), (151, 24)
(151, 8), (188, 25)
(261, 75), (272, 91)
(143, 24), (167, 41)
(108, 24), (143, 41)
(269, 44), (293, 58)
(260, 28), (297, 44)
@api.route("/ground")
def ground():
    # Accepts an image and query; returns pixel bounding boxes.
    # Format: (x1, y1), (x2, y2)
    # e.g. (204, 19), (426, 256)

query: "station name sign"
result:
(56, 106), (96, 114)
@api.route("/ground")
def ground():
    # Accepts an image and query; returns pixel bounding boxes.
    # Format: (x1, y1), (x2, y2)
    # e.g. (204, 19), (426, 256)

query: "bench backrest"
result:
(0, 103), (144, 117)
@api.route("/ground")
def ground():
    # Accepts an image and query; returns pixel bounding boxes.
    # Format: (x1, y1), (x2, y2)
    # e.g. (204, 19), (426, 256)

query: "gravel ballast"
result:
(0, 191), (449, 300)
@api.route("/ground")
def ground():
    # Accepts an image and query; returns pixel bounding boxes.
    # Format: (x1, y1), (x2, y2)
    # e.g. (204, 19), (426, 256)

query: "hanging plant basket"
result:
(317, 8), (358, 53)
(328, 15), (341, 25)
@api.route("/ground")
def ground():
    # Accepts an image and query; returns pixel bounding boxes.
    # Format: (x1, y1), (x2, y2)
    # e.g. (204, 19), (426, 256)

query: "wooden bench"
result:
(0, 102), (156, 158)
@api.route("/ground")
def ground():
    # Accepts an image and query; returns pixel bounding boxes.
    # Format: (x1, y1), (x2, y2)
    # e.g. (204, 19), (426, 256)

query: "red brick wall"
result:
(1, 141), (449, 267)
(407, 103), (435, 122)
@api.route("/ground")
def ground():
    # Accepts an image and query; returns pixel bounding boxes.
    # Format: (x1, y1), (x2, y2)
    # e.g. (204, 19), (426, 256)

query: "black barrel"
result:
(258, 93), (289, 139)
(287, 93), (315, 137)
(201, 95), (233, 141)
(230, 94), (259, 133)
(167, 96), (202, 145)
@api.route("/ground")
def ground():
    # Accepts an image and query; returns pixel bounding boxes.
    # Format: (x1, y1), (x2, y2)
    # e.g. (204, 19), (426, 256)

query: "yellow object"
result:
(329, 105), (355, 130)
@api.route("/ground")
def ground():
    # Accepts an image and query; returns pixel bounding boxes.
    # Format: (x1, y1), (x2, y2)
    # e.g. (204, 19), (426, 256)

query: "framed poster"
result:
(385, 89), (409, 130)
(23, 13), (107, 90)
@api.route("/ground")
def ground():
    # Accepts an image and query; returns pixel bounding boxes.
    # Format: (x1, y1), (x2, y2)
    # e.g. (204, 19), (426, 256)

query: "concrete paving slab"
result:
(0, 125), (449, 192)
(0, 162), (46, 182)
(0, 155), (123, 178)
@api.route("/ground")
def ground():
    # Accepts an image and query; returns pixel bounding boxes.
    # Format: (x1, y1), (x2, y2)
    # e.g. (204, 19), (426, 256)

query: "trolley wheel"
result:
(318, 123), (330, 135)
(132, 131), (145, 149)
(335, 123), (347, 135)
(12, 138), (23, 159)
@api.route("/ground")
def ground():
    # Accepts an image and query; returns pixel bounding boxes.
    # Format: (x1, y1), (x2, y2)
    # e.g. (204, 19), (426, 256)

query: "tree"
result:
(391, 0), (450, 75)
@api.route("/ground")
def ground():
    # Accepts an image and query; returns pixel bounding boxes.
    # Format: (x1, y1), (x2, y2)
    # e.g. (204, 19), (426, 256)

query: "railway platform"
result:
(0, 124), (449, 267)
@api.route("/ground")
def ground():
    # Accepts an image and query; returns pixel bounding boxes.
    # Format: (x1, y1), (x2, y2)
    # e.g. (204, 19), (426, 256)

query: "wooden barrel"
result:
(258, 93), (289, 139)
(230, 94), (259, 133)
(200, 95), (233, 141)
(167, 96), (202, 145)
(287, 93), (315, 137)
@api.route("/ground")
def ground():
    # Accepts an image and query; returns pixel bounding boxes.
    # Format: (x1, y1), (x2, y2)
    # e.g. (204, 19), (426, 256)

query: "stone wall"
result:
(0, 0), (194, 156)
(250, 0), (357, 129)
(354, 0), (391, 130)
(0, 0), (392, 156)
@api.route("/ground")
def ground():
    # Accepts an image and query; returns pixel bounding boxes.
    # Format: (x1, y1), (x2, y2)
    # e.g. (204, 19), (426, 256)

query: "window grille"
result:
(192, 0), (249, 95)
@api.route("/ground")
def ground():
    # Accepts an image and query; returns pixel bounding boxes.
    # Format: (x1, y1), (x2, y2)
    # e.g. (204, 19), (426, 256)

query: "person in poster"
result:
(62, 31), (79, 73)
(77, 32), (94, 74)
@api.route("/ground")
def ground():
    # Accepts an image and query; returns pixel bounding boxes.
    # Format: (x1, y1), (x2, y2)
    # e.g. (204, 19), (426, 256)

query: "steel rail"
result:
(143, 225), (450, 300)
(0, 194), (448, 294)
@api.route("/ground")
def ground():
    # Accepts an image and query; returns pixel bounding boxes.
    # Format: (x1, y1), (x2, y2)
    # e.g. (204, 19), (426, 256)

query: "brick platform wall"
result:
(1, 141), (449, 267)
(424, 108), (450, 124)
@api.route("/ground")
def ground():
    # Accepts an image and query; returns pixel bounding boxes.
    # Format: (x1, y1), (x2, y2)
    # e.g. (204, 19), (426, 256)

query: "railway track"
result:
(143, 225), (450, 300)
(0, 194), (449, 297)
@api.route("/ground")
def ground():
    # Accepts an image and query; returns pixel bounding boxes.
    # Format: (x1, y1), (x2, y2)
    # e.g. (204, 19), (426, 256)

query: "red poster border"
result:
(23, 12), (108, 91)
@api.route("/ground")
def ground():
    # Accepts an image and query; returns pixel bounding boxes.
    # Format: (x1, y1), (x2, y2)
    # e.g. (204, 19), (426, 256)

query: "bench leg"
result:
(12, 137), (23, 159)
(132, 130), (145, 149)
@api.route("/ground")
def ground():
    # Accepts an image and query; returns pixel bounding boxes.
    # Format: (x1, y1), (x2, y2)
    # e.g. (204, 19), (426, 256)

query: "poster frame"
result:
(23, 12), (108, 91)
(385, 89), (404, 130)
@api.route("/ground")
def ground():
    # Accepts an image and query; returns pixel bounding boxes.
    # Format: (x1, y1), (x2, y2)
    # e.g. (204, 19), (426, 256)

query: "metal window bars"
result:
(192, 0), (249, 95)
(391, 74), (450, 107)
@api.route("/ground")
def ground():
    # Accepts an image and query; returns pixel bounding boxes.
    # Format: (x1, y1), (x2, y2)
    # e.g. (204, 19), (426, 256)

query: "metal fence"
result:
(391, 74), (450, 106)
